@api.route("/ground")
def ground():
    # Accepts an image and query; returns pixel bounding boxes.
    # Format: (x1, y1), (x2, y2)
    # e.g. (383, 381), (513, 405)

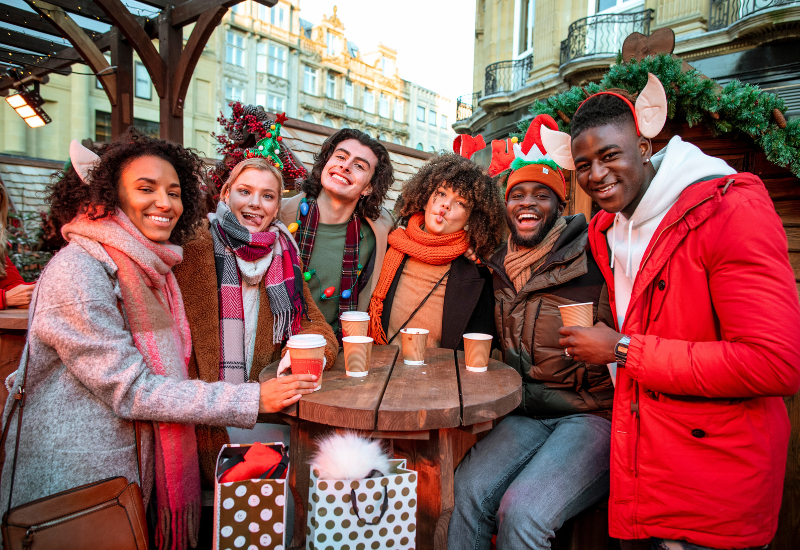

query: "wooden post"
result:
(158, 9), (183, 143)
(109, 28), (133, 138)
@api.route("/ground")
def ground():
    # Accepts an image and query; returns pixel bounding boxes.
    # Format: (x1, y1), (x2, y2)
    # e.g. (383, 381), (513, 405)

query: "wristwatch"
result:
(614, 335), (632, 365)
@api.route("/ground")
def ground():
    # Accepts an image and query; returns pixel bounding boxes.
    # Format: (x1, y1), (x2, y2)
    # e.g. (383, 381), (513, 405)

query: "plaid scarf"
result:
(295, 197), (362, 316)
(61, 210), (199, 550)
(209, 202), (306, 384)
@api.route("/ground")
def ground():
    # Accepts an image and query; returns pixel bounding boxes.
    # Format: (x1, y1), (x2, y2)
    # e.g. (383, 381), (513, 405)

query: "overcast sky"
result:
(298, 1), (476, 104)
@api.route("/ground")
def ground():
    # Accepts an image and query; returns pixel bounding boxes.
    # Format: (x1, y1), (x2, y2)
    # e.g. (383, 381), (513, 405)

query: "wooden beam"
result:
(94, 0), (165, 98)
(26, 0), (116, 105)
(109, 27), (133, 137)
(0, 28), (70, 56)
(158, 9), (182, 142)
(0, 4), (73, 36)
(31, 0), (113, 25)
(170, 5), (227, 116)
(171, 0), (276, 28)
(134, 0), (174, 9)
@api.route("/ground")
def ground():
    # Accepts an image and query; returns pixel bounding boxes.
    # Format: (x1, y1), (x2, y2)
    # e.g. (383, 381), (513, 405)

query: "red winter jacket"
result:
(1, 255), (31, 309)
(588, 173), (800, 548)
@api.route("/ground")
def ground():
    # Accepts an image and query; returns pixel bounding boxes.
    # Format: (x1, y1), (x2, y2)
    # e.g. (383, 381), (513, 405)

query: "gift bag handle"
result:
(349, 469), (389, 526)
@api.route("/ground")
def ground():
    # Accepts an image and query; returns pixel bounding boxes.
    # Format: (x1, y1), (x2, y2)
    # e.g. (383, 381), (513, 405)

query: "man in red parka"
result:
(547, 76), (800, 549)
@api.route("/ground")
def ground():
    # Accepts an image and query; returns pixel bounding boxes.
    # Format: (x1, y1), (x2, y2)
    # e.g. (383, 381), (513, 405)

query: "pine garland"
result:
(518, 54), (800, 177)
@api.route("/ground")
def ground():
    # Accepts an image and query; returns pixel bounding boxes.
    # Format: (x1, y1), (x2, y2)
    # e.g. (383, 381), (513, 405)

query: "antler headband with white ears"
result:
(69, 140), (100, 185)
(540, 72), (668, 171)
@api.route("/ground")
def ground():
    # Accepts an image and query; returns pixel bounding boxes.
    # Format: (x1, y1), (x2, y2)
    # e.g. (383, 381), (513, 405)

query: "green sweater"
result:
(305, 220), (376, 330)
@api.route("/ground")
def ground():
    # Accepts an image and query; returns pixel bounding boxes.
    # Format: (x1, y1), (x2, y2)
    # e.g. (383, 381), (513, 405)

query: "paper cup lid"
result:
(286, 334), (327, 349)
(463, 333), (493, 340)
(343, 336), (373, 344)
(340, 311), (370, 321)
(400, 328), (429, 335)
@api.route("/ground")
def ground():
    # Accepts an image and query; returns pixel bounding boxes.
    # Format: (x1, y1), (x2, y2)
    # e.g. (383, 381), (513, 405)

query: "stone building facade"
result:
(456, 0), (800, 166)
(0, 1), (456, 163)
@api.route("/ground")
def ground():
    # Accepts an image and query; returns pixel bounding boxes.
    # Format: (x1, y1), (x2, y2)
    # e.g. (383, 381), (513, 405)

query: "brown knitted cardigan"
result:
(173, 223), (338, 486)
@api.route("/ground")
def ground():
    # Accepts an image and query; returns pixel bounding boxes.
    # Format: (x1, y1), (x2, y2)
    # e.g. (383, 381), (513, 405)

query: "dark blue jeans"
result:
(448, 413), (611, 550)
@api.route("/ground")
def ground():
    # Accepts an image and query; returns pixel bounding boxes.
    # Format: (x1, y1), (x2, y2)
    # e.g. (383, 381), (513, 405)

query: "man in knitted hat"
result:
(449, 115), (615, 550)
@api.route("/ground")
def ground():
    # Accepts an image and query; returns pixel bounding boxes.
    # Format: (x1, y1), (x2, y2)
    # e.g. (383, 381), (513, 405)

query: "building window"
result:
(379, 93), (389, 118)
(269, 95), (286, 113)
(393, 137), (403, 145)
(256, 92), (267, 107)
(416, 106), (425, 122)
(134, 62), (151, 100)
(363, 88), (374, 114)
(257, 43), (267, 73)
(303, 113), (316, 123)
(226, 32), (245, 68)
(429, 110), (436, 125)
(271, 5), (285, 28)
(303, 65), (317, 95)
(269, 44), (287, 78)
(323, 118), (336, 128)
(429, 145), (436, 152)
(345, 80), (354, 106)
(326, 31), (339, 56)
(326, 74), (336, 98)
(225, 84), (245, 116)
(440, 114), (448, 129)
(416, 142), (424, 151)
(96, 54), (111, 89)
(394, 100), (404, 122)
(378, 133), (387, 141)
(515, 0), (535, 57)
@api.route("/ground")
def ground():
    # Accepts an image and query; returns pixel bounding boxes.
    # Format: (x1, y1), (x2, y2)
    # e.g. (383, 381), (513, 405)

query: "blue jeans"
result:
(448, 413), (612, 550)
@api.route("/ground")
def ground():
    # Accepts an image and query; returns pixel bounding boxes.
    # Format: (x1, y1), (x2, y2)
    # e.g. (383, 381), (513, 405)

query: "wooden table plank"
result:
(0, 309), (29, 331)
(295, 344), (398, 430)
(377, 348), (461, 431)
(456, 351), (522, 426)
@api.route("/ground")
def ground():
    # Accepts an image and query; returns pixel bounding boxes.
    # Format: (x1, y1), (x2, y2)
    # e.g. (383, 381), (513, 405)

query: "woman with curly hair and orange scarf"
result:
(368, 154), (504, 350)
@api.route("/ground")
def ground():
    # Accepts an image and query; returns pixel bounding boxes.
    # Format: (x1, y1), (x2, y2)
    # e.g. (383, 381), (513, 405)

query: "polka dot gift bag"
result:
(306, 458), (418, 549)
(214, 443), (290, 550)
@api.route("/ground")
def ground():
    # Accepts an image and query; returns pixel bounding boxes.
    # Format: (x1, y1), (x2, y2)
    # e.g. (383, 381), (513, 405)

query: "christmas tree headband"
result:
(211, 104), (308, 194)
(540, 73), (668, 171)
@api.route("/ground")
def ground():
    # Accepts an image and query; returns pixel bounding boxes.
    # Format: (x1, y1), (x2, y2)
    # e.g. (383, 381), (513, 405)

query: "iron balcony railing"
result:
(709, 0), (799, 31)
(560, 10), (653, 66)
(484, 55), (533, 96)
(456, 92), (482, 122)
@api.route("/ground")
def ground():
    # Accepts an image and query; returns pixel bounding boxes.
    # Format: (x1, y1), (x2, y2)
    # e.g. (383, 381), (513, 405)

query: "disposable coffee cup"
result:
(340, 311), (370, 338)
(286, 334), (326, 391)
(400, 328), (428, 365)
(463, 333), (492, 372)
(558, 302), (594, 328)
(343, 336), (373, 377)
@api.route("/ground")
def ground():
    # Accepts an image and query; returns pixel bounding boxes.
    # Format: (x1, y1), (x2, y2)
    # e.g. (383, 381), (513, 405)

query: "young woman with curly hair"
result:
(279, 129), (394, 334)
(367, 153), (505, 350)
(1, 131), (318, 550)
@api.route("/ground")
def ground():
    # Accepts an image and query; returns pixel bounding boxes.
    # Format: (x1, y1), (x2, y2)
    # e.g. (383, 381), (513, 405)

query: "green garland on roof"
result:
(515, 53), (800, 177)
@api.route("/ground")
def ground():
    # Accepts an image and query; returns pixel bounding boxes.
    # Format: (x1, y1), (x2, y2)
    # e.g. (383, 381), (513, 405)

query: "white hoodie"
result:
(608, 136), (736, 329)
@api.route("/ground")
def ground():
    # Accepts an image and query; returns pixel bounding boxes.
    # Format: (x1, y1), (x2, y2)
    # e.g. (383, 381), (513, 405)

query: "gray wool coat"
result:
(0, 241), (261, 519)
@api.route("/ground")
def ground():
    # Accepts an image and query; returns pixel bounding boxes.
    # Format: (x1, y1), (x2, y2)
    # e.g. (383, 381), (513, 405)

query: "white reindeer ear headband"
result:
(69, 140), (100, 185)
(540, 73), (668, 171)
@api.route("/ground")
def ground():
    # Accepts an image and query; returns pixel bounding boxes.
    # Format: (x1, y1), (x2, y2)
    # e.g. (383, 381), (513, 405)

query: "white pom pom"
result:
(310, 432), (391, 480)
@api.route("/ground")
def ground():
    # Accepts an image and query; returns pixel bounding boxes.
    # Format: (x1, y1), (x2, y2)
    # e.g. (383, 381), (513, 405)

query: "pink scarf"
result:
(61, 210), (199, 550)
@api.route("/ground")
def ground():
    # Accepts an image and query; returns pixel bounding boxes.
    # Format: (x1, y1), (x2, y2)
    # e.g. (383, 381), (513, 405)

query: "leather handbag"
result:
(0, 288), (149, 550)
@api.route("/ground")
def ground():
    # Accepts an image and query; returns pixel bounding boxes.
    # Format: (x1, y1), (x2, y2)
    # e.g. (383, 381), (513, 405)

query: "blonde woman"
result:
(173, 157), (337, 486)
(0, 182), (34, 309)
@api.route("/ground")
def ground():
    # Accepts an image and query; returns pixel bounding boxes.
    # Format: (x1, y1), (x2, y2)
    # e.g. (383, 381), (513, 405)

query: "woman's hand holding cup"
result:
(258, 373), (318, 413)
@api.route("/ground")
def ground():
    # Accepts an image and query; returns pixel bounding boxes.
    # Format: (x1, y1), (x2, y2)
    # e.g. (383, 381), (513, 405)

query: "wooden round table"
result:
(259, 345), (522, 550)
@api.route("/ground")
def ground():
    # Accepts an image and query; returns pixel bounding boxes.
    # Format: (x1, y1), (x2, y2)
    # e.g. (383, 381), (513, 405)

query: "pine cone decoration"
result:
(242, 104), (258, 117)
(773, 108), (787, 129)
(256, 106), (268, 121)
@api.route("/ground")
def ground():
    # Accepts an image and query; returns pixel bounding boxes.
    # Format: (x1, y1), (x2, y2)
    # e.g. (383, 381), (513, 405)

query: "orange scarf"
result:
(368, 212), (470, 344)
